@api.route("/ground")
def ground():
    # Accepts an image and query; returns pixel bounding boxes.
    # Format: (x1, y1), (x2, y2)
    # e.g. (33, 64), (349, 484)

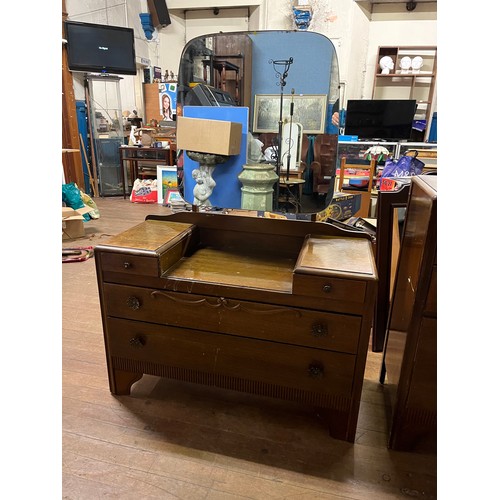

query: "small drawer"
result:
(98, 252), (160, 277)
(293, 274), (367, 303)
(103, 284), (363, 354)
(106, 318), (356, 398)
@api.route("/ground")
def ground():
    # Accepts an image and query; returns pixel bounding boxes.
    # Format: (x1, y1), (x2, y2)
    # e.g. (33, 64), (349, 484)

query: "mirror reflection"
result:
(176, 30), (340, 216)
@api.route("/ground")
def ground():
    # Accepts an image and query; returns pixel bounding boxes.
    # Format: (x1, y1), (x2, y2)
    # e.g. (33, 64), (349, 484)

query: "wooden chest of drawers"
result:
(95, 212), (377, 442)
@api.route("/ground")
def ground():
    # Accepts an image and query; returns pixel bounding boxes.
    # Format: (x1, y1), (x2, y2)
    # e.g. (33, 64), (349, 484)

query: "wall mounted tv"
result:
(344, 99), (417, 140)
(65, 20), (137, 75)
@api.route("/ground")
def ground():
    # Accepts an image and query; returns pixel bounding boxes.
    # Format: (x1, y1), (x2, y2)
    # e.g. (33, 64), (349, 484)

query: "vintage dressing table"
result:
(95, 212), (377, 442)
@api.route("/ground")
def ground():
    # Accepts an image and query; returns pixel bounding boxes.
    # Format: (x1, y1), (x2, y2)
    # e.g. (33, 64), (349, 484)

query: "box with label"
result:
(176, 116), (242, 156)
(314, 192), (362, 222)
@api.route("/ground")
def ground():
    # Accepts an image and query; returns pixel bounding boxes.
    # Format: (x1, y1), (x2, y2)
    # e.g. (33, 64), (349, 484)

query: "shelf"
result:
(373, 45), (437, 141)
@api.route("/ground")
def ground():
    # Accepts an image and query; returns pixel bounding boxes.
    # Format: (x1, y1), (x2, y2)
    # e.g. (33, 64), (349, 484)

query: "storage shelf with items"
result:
(373, 46), (437, 141)
(397, 142), (437, 172)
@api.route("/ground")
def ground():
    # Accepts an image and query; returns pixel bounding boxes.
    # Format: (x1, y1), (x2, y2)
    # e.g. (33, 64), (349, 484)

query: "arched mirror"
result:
(175, 30), (340, 217)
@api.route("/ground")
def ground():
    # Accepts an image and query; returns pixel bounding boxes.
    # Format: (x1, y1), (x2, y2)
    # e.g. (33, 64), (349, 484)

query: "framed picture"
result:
(156, 166), (178, 204)
(253, 94), (328, 134)
(166, 189), (184, 204)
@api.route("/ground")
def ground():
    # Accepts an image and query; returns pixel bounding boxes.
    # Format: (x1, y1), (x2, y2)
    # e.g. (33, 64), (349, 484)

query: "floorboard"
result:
(62, 197), (437, 499)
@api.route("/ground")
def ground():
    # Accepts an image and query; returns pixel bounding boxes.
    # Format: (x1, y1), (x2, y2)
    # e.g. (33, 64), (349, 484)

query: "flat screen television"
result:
(344, 99), (417, 140)
(65, 20), (137, 75)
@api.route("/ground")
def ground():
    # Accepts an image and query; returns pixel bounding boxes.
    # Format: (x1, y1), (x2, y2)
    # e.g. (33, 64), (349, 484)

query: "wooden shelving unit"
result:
(372, 46), (437, 140)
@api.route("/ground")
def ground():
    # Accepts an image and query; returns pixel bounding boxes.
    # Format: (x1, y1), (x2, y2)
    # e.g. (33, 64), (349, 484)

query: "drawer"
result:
(293, 274), (367, 303)
(103, 283), (362, 354)
(106, 317), (356, 397)
(98, 252), (160, 277)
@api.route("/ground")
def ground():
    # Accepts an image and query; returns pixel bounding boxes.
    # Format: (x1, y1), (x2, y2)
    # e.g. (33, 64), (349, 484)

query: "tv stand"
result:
(95, 212), (377, 442)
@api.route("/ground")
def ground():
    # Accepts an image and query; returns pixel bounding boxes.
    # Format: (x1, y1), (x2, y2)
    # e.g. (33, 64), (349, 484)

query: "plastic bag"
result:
(62, 183), (91, 221)
(130, 178), (158, 203)
(380, 150), (425, 179)
(79, 190), (100, 219)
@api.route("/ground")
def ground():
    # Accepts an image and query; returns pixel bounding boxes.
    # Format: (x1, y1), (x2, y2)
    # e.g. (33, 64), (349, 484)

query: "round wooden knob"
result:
(123, 261), (132, 269)
(311, 323), (328, 337)
(126, 296), (141, 310)
(322, 284), (332, 293)
(129, 336), (145, 347)
(308, 363), (324, 378)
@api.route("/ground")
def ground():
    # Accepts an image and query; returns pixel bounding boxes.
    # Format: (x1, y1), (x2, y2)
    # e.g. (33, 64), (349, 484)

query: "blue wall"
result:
(182, 106), (249, 209)
(249, 31), (334, 132)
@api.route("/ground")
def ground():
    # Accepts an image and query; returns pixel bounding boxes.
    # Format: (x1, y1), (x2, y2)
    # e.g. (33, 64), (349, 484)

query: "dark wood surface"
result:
(95, 211), (378, 442)
(380, 175), (437, 452)
(62, 197), (437, 498)
(372, 183), (411, 351)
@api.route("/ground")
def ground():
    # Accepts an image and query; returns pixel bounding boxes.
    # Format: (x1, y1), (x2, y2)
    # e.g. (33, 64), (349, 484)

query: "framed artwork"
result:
(158, 83), (177, 121)
(166, 189), (184, 204)
(156, 166), (178, 204)
(253, 94), (328, 134)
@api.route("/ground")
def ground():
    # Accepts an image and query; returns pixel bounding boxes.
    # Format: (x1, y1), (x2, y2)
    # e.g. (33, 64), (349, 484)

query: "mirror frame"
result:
(175, 30), (341, 218)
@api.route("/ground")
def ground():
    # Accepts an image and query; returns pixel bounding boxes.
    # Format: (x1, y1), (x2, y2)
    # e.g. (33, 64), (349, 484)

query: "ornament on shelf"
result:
(399, 56), (412, 74)
(379, 56), (394, 75)
(411, 56), (423, 73)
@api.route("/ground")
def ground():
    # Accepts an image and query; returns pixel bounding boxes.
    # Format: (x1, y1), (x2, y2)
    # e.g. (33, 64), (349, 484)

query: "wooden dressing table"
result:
(95, 212), (377, 441)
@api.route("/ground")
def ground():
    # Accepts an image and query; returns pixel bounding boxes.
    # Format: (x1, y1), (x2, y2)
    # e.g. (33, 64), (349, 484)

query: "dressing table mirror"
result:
(95, 30), (378, 442)
(174, 30), (340, 217)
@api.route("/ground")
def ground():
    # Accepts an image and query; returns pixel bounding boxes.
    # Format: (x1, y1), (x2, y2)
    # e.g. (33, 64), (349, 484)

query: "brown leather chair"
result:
(310, 134), (338, 195)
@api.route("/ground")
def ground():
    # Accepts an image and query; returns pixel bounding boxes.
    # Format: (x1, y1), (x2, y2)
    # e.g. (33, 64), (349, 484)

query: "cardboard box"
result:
(176, 116), (242, 156)
(314, 192), (362, 222)
(62, 206), (93, 240)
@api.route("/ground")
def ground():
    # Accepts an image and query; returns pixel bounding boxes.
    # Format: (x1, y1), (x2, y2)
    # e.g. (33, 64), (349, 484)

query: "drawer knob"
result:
(126, 296), (141, 310)
(308, 363), (324, 378)
(322, 284), (332, 293)
(312, 323), (328, 337)
(123, 261), (132, 269)
(129, 336), (145, 347)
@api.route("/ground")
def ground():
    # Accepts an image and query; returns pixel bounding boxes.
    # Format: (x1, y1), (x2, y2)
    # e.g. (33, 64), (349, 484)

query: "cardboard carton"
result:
(62, 206), (93, 240)
(176, 116), (242, 156)
(314, 192), (362, 222)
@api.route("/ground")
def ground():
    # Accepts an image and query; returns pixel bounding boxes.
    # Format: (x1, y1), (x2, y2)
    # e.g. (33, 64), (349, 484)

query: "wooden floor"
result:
(62, 197), (437, 499)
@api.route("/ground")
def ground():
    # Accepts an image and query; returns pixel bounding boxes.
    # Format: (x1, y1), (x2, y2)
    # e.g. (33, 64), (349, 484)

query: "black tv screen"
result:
(344, 99), (417, 140)
(65, 21), (137, 75)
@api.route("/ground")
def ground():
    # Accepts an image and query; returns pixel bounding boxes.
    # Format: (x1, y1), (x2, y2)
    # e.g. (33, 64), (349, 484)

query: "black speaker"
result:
(147, 0), (171, 28)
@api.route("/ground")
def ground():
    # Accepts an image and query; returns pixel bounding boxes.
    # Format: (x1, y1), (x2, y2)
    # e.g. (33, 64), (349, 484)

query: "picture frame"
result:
(156, 165), (178, 204)
(253, 94), (328, 134)
(166, 189), (184, 204)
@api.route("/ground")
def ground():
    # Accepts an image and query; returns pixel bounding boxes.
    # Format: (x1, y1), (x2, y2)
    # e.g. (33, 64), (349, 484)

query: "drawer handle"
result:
(322, 284), (332, 293)
(308, 363), (324, 378)
(126, 296), (141, 310)
(129, 336), (145, 347)
(311, 323), (328, 337)
(123, 261), (132, 269)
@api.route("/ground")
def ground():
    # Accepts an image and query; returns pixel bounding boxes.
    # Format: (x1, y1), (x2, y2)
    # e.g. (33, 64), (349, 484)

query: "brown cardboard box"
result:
(62, 206), (93, 240)
(176, 116), (242, 156)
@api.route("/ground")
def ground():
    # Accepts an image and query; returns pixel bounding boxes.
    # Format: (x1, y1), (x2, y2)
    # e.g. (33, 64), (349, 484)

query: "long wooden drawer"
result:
(106, 317), (356, 397)
(102, 283), (362, 354)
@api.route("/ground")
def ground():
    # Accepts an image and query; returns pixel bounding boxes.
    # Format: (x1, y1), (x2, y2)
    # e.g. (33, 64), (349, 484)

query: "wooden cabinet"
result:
(372, 46), (437, 140)
(380, 175), (437, 452)
(205, 34), (253, 108)
(95, 212), (378, 442)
